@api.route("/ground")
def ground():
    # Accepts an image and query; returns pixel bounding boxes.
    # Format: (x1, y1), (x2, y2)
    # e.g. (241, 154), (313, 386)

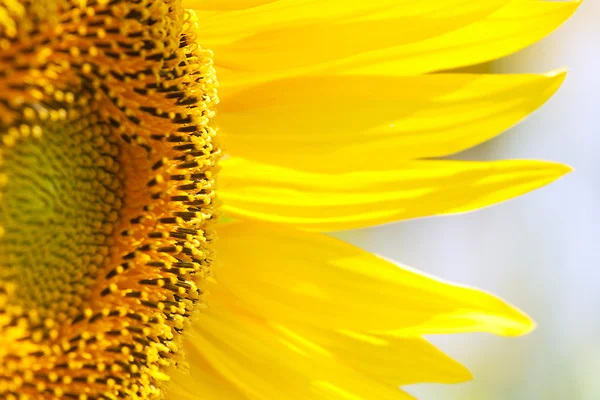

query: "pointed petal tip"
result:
(546, 68), (568, 79)
(544, 161), (574, 178)
(540, 68), (568, 98)
(463, 368), (474, 383)
(559, 163), (574, 175)
(477, 295), (536, 337)
(525, 160), (573, 181)
(442, 363), (473, 385)
(498, 308), (536, 337)
(544, 68), (568, 89)
(436, 355), (473, 384)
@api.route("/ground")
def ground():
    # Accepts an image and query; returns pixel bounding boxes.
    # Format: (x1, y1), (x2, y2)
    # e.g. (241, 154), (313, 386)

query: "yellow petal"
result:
(194, 0), (505, 49)
(219, 71), (565, 169)
(213, 221), (534, 336)
(340, 0), (580, 76)
(219, 158), (571, 231)
(287, 328), (473, 386)
(196, 0), (508, 89)
(182, 302), (417, 400)
(202, 1), (577, 91)
(167, 350), (248, 400)
(170, 291), (470, 398)
(184, 0), (276, 11)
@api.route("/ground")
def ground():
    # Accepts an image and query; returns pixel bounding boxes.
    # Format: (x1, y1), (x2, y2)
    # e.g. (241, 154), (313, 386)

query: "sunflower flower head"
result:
(0, 0), (218, 397)
(0, 0), (579, 399)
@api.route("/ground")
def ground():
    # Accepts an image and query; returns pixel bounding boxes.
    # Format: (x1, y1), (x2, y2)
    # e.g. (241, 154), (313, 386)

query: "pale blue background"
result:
(337, 1), (599, 398)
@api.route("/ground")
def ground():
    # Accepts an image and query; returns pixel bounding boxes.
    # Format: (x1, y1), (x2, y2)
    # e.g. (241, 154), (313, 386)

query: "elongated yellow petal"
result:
(219, 71), (565, 169)
(192, 0), (505, 49)
(197, 0), (508, 89)
(283, 328), (473, 386)
(172, 273), (469, 399)
(219, 158), (570, 231)
(207, 1), (577, 90)
(213, 222), (534, 336)
(339, 0), (580, 76)
(180, 304), (417, 400)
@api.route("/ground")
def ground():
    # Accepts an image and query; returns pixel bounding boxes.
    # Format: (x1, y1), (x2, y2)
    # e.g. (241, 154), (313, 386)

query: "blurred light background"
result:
(336, 1), (599, 399)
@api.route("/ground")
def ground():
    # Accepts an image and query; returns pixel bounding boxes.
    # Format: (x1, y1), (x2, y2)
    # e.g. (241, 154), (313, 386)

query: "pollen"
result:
(0, 0), (219, 399)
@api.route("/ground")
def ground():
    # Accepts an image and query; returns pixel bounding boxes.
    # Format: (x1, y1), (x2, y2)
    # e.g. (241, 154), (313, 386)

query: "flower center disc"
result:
(0, 0), (219, 398)
(0, 111), (123, 316)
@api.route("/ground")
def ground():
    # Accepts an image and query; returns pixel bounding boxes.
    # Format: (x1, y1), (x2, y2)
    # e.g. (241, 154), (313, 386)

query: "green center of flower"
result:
(0, 110), (123, 318)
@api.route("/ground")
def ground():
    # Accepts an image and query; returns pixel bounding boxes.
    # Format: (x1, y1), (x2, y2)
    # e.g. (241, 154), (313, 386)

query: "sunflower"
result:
(0, 0), (577, 399)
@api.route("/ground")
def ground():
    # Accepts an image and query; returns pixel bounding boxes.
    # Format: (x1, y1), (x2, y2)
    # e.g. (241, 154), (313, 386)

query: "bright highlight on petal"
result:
(219, 158), (571, 231)
(219, 71), (565, 170)
(301, 330), (472, 386)
(176, 310), (419, 400)
(213, 222), (534, 336)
